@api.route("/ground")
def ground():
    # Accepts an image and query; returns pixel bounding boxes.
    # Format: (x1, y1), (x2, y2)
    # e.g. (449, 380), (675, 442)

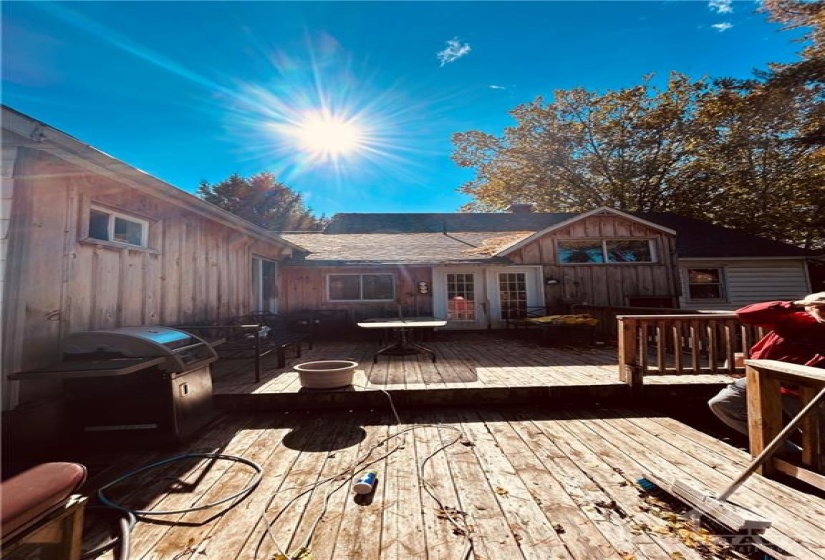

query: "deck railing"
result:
(572, 304), (697, 341)
(617, 313), (766, 387)
(745, 359), (824, 489)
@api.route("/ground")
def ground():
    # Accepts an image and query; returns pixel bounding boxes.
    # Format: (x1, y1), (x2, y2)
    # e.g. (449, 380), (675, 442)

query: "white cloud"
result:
(712, 22), (734, 31)
(437, 37), (471, 67)
(709, 0), (733, 13)
(488, 85), (507, 90)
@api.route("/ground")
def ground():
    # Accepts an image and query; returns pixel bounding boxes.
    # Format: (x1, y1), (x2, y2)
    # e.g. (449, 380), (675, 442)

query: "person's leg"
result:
(708, 378), (749, 436)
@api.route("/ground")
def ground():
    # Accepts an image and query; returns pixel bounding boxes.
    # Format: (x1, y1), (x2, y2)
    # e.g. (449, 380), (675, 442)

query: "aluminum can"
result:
(353, 469), (378, 494)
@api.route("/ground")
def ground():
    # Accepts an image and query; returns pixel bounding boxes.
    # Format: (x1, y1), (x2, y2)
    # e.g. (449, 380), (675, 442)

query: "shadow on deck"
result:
(211, 331), (735, 412)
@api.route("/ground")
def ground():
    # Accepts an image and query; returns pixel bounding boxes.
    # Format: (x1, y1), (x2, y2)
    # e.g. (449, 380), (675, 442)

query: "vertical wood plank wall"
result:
(506, 214), (679, 308)
(6, 148), (288, 404)
(279, 265), (433, 321)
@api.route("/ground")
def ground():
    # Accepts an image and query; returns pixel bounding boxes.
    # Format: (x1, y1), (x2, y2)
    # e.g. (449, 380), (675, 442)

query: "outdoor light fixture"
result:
(545, 277), (560, 285)
(417, 281), (430, 294)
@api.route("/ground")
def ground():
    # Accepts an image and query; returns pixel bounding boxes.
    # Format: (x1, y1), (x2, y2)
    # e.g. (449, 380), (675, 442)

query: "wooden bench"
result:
(1, 462), (88, 560)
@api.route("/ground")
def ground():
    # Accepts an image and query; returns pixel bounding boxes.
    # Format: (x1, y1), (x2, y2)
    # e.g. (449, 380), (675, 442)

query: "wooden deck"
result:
(83, 406), (825, 560)
(212, 332), (734, 411)
(16, 332), (822, 560)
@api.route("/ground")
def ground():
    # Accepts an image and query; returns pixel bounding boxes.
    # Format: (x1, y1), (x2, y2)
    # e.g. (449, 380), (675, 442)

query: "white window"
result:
(558, 239), (654, 264)
(687, 268), (726, 300)
(328, 273), (394, 302)
(88, 206), (148, 247)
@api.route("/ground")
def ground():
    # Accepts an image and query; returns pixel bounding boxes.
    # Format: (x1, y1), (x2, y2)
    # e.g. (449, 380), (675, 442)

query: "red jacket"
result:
(736, 301), (825, 368)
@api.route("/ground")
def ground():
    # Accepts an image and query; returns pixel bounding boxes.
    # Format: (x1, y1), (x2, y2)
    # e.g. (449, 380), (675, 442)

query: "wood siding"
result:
(506, 213), (680, 309)
(4, 148), (289, 405)
(280, 265), (434, 322)
(679, 259), (812, 310)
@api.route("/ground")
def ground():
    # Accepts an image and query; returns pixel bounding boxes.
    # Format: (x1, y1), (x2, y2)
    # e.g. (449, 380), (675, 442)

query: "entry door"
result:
(433, 268), (487, 329)
(487, 267), (544, 327)
(252, 257), (278, 313)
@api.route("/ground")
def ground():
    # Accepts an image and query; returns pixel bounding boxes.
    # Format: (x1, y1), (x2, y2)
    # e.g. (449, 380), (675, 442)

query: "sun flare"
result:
(294, 112), (364, 158)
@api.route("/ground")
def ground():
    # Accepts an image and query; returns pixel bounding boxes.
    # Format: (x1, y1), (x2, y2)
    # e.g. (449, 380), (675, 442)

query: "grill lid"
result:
(63, 326), (215, 369)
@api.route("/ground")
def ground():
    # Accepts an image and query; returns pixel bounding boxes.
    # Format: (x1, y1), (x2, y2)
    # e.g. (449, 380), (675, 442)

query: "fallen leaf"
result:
(495, 487), (509, 495)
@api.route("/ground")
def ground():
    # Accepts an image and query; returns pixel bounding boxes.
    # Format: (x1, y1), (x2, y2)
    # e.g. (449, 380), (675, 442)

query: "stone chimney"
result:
(507, 203), (534, 214)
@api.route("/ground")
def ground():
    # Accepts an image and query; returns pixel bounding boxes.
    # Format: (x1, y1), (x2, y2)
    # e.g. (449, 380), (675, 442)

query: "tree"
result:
(451, 73), (824, 249)
(688, 79), (824, 249)
(452, 73), (711, 215)
(761, 0), (824, 62)
(758, 0), (825, 146)
(197, 172), (325, 231)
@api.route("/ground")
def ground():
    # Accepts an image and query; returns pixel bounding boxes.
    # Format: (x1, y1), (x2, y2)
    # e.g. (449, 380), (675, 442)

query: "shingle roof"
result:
(288, 211), (816, 262)
(633, 213), (816, 258)
(280, 231), (532, 264)
(324, 212), (577, 234)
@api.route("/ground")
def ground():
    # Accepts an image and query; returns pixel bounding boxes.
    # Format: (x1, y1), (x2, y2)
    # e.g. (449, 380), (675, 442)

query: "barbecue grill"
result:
(11, 326), (219, 444)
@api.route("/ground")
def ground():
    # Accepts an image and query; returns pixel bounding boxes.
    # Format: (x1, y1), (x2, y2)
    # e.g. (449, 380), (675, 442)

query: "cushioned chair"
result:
(1, 462), (88, 560)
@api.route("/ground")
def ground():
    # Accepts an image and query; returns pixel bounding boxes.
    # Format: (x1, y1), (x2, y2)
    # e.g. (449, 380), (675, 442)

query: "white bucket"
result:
(294, 360), (358, 389)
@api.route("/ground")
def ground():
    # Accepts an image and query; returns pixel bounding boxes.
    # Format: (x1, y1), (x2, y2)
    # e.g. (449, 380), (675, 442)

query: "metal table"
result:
(357, 318), (447, 363)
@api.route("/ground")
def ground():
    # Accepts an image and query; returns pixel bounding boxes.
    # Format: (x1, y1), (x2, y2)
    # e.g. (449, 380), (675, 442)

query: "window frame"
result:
(84, 204), (150, 248)
(557, 239), (656, 265)
(685, 267), (727, 301)
(327, 273), (396, 302)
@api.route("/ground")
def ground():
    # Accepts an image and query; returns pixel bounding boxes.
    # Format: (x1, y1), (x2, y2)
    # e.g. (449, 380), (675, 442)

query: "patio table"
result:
(357, 317), (447, 363)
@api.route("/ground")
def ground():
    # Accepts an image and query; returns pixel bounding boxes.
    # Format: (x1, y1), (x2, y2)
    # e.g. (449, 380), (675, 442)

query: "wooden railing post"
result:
(745, 364), (784, 477)
(617, 317), (642, 387)
(746, 360), (825, 489)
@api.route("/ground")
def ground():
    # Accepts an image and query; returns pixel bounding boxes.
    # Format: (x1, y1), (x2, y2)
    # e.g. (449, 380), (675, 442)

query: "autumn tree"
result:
(688, 79), (824, 249)
(759, 0), (825, 146)
(452, 73), (711, 215)
(761, 0), (824, 62)
(197, 172), (325, 231)
(451, 72), (824, 249)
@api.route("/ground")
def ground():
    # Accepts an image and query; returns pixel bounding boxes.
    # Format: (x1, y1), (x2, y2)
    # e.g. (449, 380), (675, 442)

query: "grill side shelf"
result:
(9, 357), (167, 380)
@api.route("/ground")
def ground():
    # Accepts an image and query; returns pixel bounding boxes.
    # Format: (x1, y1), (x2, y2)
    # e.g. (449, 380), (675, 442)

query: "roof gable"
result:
(496, 207), (677, 257)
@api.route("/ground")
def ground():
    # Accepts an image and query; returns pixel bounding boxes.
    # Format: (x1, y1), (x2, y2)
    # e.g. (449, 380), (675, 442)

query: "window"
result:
(687, 268), (725, 300)
(88, 207), (148, 247)
(328, 273), (394, 301)
(558, 239), (654, 264)
(252, 257), (279, 313)
(446, 273), (476, 320)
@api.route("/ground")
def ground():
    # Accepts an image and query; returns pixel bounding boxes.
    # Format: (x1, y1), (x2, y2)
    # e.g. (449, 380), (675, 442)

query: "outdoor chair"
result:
(1, 462), (88, 560)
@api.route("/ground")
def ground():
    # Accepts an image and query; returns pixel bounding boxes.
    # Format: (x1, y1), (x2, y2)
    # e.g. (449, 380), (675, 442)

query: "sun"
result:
(294, 111), (364, 159)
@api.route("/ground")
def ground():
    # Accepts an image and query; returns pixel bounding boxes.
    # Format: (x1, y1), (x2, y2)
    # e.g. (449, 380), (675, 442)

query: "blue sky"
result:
(1, 1), (809, 218)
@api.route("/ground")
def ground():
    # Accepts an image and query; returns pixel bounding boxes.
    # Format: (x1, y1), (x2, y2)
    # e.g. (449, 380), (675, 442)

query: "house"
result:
(2, 103), (817, 427)
(1, 106), (300, 436)
(278, 207), (818, 328)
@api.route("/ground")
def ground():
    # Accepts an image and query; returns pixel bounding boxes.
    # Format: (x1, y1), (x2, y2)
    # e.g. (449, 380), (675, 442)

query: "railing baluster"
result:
(656, 320), (667, 374)
(672, 321), (683, 374)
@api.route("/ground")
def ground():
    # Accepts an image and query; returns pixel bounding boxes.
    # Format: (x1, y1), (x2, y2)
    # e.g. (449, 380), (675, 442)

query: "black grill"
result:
(11, 326), (219, 444)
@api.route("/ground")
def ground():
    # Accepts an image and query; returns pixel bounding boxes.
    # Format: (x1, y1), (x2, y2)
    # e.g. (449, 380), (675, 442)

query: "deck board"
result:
(82, 406), (825, 560)
(212, 334), (732, 411)
(66, 333), (823, 559)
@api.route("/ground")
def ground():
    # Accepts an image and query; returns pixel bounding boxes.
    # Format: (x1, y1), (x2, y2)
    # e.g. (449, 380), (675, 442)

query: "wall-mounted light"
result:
(545, 277), (559, 285)
(417, 281), (430, 294)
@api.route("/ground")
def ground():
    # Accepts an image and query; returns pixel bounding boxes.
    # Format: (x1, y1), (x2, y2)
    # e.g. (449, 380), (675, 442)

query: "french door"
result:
(488, 267), (544, 327)
(433, 268), (487, 329)
(434, 266), (544, 329)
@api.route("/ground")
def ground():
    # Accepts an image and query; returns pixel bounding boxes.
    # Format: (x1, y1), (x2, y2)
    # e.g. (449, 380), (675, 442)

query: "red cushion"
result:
(1, 462), (87, 539)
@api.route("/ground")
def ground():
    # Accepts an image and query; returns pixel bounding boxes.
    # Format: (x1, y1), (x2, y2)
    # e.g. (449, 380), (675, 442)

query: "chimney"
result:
(507, 203), (534, 214)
